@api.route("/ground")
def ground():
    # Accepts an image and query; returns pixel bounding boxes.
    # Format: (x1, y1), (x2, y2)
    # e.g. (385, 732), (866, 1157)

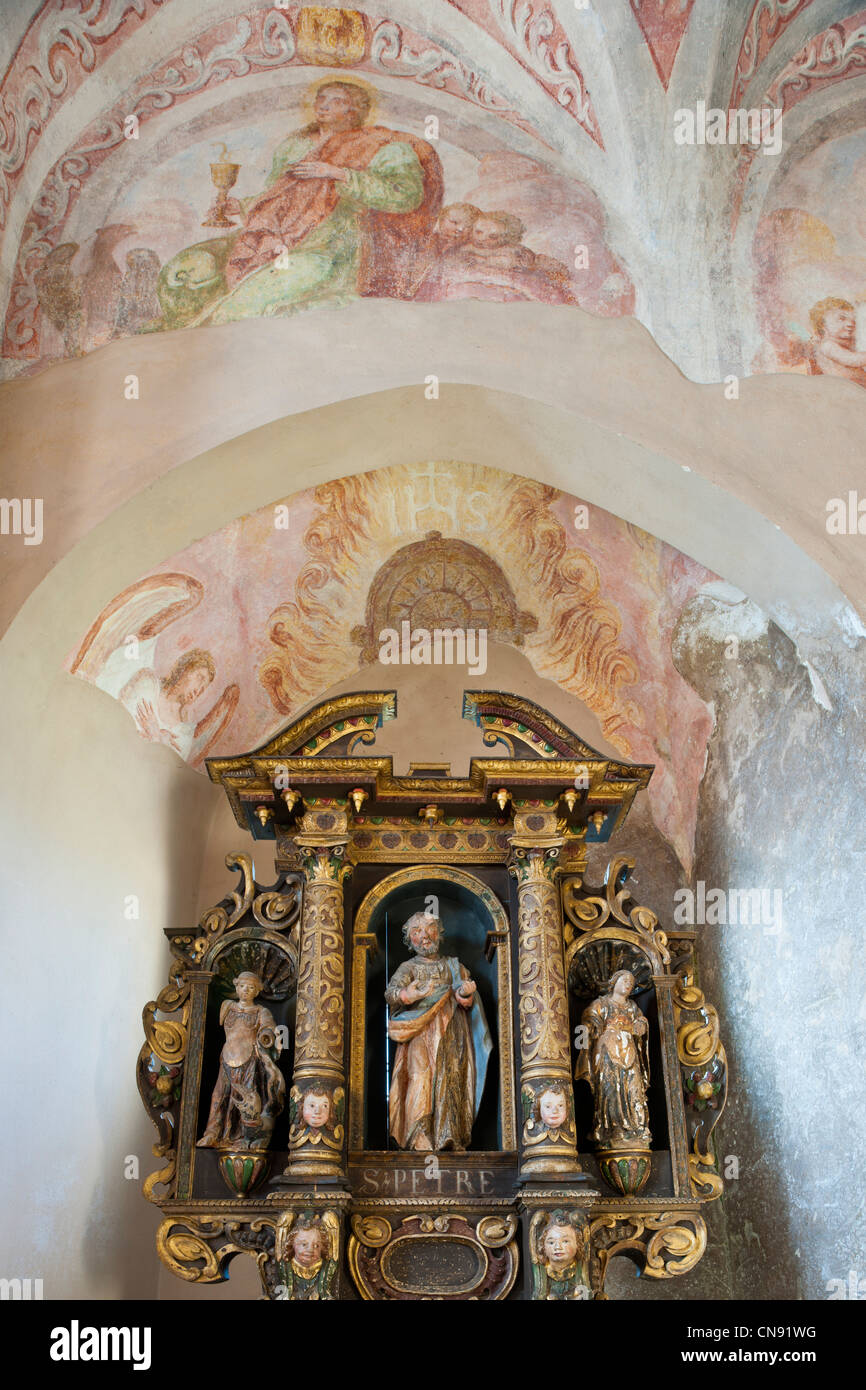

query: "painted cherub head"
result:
(810, 296), (857, 348)
(162, 648), (215, 709)
(537, 1081), (570, 1131)
(470, 211), (525, 251)
(436, 203), (480, 249)
(287, 1219), (326, 1270)
(301, 1085), (333, 1130)
(541, 1216), (581, 1274)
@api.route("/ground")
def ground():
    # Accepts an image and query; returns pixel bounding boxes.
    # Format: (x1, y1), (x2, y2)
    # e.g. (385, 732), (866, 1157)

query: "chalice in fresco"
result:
(202, 143), (241, 228)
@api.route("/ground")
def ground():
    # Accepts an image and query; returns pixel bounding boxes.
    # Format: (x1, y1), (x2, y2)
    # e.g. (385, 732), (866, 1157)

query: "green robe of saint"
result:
(154, 132), (427, 329)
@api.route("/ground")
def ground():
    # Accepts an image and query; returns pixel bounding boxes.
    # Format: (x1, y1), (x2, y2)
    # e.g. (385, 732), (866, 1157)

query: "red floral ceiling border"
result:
(729, 0), (815, 108)
(0, 0), (172, 231)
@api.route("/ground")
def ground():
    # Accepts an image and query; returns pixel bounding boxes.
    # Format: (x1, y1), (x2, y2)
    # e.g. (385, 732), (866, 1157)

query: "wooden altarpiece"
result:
(137, 691), (727, 1300)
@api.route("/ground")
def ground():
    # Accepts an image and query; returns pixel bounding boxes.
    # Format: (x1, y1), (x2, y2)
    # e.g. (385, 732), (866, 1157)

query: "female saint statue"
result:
(575, 969), (651, 1147)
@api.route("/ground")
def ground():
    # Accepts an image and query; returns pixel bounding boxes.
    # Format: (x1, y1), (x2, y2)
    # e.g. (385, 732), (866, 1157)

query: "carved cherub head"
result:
(536, 1081), (571, 1131)
(289, 1223), (325, 1270)
(535, 1209), (585, 1274)
(301, 1085), (332, 1130)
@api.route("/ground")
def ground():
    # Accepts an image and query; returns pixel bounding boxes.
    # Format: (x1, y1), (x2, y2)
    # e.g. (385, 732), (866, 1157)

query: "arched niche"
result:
(349, 864), (516, 1154)
(567, 934), (670, 1166)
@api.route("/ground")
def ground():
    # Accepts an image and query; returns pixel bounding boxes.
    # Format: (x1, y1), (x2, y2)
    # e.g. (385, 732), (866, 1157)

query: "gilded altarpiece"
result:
(137, 691), (727, 1299)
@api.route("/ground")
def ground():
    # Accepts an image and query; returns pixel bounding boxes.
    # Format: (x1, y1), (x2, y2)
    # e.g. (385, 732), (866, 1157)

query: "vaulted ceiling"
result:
(3, 1), (866, 385)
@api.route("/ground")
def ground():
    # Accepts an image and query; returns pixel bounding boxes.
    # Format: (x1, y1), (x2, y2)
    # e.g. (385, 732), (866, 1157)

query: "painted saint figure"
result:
(69, 572), (239, 764)
(385, 910), (491, 1151)
(575, 969), (651, 1147)
(198, 972), (285, 1150)
(156, 80), (443, 329)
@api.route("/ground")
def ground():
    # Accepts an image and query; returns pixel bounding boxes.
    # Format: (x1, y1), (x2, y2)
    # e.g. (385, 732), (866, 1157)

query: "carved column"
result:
(281, 808), (353, 1184)
(509, 812), (584, 1181)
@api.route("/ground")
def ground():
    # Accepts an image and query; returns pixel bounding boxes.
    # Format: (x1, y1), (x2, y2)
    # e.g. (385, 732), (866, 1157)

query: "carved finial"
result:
(494, 787), (512, 813)
(255, 805), (274, 829)
(349, 787), (368, 815)
(561, 788), (578, 814)
(589, 810), (606, 834)
(419, 804), (443, 826)
(281, 788), (301, 815)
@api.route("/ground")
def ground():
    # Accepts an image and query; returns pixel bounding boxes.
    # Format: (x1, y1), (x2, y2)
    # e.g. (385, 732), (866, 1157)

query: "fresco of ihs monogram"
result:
(67, 460), (715, 872)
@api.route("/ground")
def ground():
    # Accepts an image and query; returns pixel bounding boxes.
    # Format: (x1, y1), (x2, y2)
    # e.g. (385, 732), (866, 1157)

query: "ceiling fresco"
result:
(67, 459), (717, 872)
(3, 2), (866, 387)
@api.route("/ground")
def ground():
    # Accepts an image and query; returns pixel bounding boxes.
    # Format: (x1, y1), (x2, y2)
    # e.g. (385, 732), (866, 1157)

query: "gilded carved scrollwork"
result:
(137, 954), (191, 1203)
(673, 971), (728, 1201)
(510, 848), (572, 1072)
(293, 880), (348, 1071)
(155, 1215), (277, 1289)
(138, 853), (301, 1205)
(589, 1211), (708, 1294)
(562, 855), (670, 973)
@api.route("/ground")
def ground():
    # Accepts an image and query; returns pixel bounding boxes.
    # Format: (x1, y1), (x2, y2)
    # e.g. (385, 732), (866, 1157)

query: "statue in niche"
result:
(197, 971), (285, 1150)
(385, 909), (491, 1151)
(530, 1210), (589, 1301)
(275, 1212), (339, 1301)
(575, 969), (651, 1147)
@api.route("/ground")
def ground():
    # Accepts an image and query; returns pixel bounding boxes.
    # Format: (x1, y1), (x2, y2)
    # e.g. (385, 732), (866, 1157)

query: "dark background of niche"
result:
(356, 871), (506, 1151)
(569, 982), (668, 1153)
(192, 940), (297, 1200)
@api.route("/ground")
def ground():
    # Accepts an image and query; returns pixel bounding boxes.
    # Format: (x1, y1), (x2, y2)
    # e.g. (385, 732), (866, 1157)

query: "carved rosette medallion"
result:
(509, 811), (583, 1180)
(283, 809), (353, 1181)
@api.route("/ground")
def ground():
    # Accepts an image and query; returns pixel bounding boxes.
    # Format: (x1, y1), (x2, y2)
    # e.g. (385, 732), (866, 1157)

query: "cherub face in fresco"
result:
(302, 1091), (332, 1129)
(292, 1229), (324, 1268)
(539, 1088), (568, 1129)
(175, 664), (212, 708)
(543, 1224), (578, 1270)
(471, 217), (510, 251)
(823, 306), (857, 347)
(438, 208), (476, 246)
